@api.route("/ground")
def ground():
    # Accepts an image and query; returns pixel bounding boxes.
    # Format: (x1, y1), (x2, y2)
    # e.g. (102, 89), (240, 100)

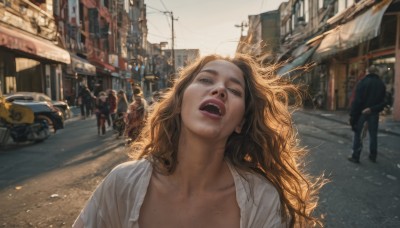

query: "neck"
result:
(168, 131), (230, 195)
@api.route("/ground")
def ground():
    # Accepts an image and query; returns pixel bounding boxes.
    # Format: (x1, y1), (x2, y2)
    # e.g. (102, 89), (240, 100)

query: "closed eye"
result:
(228, 88), (242, 97)
(198, 77), (213, 84)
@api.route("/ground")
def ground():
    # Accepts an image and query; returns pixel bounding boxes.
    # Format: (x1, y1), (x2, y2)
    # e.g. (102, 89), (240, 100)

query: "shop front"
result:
(311, 0), (396, 112)
(89, 59), (116, 96)
(0, 25), (70, 100)
(64, 54), (96, 106)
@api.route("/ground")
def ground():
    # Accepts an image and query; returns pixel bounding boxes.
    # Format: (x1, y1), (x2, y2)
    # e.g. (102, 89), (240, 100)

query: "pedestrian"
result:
(114, 90), (129, 138)
(348, 65), (387, 163)
(73, 54), (324, 227)
(77, 85), (92, 119)
(124, 94), (148, 143)
(107, 89), (117, 129)
(95, 91), (109, 135)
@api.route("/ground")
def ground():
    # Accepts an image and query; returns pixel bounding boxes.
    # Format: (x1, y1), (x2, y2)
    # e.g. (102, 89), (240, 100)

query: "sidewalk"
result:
(299, 108), (400, 137)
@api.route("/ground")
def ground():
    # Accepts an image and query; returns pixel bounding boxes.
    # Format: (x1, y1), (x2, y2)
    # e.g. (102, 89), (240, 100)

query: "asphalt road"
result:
(294, 111), (400, 227)
(0, 110), (398, 227)
(0, 115), (130, 227)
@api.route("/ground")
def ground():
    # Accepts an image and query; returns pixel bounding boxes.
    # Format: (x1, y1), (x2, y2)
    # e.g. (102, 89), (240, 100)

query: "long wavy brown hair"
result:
(131, 54), (325, 227)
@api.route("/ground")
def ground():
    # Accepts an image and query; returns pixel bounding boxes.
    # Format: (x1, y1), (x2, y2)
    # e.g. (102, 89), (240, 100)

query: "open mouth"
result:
(200, 103), (222, 116)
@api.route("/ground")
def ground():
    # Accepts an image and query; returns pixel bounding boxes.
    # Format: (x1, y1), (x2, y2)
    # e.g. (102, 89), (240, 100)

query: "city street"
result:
(294, 110), (400, 227)
(0, 110), (399, 227)
(0, 115), (131, 227)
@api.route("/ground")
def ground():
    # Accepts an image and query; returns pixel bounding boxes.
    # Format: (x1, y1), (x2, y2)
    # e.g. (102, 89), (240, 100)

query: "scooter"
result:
(0, 96), (63, 146)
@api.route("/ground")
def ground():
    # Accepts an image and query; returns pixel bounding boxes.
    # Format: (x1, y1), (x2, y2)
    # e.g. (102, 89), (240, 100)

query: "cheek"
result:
(233, 99), (246, 121)
(181, 88), (194, 113)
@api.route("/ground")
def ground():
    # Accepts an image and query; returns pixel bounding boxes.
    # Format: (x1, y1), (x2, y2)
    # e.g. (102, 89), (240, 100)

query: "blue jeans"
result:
(351, 113), (379, 160)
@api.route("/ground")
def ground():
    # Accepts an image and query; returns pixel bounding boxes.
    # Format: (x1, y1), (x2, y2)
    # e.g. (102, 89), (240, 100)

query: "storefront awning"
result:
(314, 0), (392, 60)
(71, 54), (96, 76)
(0, 26), (71, 64)
(277, 45), (317, 77)
(90, 59), (116, 73)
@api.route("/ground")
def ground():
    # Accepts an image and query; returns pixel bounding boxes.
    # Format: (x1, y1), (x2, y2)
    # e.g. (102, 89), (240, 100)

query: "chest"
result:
(138, 181), (240, 228)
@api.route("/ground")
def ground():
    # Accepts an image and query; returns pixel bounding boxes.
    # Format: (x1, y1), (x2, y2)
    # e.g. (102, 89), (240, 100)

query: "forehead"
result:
(200, 60), (244, 81)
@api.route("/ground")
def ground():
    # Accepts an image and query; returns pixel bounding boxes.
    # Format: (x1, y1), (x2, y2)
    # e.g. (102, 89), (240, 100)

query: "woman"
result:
(73, 54), (324, 227)
(124, 94), (148, 143)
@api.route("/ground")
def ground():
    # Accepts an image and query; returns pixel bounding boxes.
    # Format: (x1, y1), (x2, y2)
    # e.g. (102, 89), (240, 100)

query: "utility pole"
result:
(235, 21), (248, 37)
(164, 11), (178, 74)
(171, 11), (176, 74)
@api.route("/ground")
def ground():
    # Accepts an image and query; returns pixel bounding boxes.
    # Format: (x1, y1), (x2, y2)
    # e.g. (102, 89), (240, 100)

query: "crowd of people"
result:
(76, 85), (156, 142)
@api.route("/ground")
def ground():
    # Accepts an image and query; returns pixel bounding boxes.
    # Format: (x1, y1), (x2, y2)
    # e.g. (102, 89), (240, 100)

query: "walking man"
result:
(78, 85), (93, 119)
(348, 65), (386, 163)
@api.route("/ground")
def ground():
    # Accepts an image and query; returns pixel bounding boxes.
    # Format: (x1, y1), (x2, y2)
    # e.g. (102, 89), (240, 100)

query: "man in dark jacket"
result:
(348, 65), (386, 163)
(78, 85), (93, 119)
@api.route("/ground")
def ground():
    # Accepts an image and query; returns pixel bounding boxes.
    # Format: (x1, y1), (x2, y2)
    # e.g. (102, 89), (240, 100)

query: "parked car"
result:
(5, 92), (72, 120)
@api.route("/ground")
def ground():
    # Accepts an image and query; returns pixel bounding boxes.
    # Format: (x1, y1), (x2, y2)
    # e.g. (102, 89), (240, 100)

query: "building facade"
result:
(242, 0), (400, 121)
(0, 0), (150, 105)
(236, 10), (282, 62)
(0, 0), (70, 101)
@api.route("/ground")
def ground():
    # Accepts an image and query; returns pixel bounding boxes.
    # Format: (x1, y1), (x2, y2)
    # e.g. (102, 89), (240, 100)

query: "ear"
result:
(234, 119), (246, 134)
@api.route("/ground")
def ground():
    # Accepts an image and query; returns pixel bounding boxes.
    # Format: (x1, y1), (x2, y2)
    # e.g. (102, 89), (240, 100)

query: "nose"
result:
(211, 85), (227, 100)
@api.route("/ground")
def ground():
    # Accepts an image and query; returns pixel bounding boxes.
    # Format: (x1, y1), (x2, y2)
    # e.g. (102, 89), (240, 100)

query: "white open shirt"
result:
(73, 159), (284, 228)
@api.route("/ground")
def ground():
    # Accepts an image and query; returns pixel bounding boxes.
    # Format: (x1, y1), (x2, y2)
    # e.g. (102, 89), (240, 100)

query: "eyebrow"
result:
(199, 69), (245, 88)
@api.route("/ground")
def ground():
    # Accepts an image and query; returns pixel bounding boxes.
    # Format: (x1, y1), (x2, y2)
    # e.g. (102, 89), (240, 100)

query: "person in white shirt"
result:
(73, 54), (324, 228)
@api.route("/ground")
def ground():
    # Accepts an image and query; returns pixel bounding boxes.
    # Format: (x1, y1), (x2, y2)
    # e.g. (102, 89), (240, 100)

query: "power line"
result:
(146, 5), (164, 13)
(159, 0), (169, 12)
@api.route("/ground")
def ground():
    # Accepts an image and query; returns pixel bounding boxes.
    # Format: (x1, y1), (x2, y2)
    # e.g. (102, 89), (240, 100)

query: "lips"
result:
(199, 99), (226, 116)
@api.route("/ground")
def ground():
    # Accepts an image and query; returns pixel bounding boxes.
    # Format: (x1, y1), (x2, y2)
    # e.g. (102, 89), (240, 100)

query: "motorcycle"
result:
(0, 96), (64, 146)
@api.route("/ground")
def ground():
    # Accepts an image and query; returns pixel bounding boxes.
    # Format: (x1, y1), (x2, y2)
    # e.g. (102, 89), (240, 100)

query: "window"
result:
(293, 0), (307, 26)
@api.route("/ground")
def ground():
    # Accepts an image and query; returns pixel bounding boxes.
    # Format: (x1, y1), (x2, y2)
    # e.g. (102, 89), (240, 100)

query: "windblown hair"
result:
(131, 54), (325, 227)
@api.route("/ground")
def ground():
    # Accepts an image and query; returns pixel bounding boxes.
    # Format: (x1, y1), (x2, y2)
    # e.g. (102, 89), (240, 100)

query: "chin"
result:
(194, 126), (232, 141)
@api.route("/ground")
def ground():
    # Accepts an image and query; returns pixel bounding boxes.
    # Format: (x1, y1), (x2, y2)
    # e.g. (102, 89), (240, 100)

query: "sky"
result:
(145, 0), (286, 57)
